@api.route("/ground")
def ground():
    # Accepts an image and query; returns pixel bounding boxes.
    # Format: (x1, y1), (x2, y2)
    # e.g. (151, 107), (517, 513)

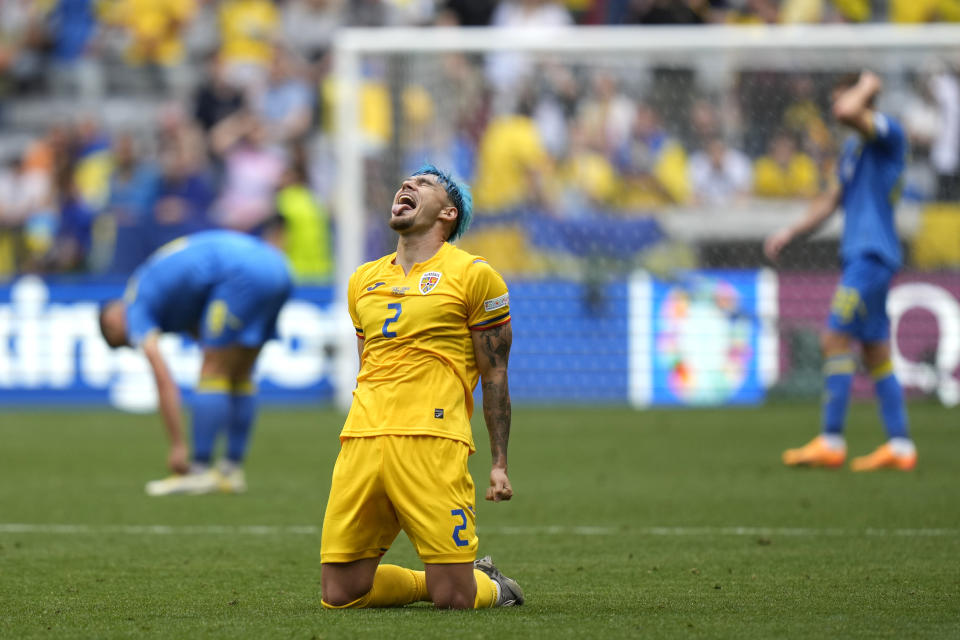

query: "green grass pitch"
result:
(1, 402), (958, 639)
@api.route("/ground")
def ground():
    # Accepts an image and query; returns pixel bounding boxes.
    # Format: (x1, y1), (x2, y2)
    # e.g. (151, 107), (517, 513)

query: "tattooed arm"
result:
(471, 321), (514, 502)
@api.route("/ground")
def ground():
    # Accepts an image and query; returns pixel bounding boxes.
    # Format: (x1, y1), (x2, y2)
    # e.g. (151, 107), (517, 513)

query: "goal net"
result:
(330, 24), (960, 409)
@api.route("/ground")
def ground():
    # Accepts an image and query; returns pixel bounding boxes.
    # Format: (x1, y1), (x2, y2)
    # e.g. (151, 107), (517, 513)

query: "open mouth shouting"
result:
(392, 191), (418, 218)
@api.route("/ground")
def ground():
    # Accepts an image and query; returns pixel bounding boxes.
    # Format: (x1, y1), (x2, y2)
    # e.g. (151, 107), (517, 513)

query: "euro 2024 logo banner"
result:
(652, 274), (764, 406)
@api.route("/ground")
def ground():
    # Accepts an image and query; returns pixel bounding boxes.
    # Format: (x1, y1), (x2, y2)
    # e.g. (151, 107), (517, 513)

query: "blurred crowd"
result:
(0, 0), (959, 279)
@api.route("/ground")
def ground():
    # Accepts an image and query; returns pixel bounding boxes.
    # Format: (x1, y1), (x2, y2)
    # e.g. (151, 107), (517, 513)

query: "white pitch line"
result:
(1, 524), (958, 537)
(493, 526), (960, 537)
(0, 524), (320, 536)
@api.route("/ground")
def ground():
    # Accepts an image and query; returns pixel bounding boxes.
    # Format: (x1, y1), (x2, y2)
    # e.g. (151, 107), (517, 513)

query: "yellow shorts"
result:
(320, 435), (478, 564)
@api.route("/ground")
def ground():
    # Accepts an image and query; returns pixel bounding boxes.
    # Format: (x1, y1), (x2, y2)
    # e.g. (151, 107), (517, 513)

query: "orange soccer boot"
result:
(782, 435), (846, 468)
(850, 442), (917, 472)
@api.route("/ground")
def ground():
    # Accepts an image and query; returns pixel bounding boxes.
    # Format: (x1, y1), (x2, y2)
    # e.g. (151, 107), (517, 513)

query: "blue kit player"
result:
(765, 70), (916, 471)
(99, 230), (293, 494)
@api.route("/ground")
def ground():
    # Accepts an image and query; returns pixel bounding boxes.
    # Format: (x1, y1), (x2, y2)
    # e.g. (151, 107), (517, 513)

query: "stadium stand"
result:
(0, 0), (957, 280)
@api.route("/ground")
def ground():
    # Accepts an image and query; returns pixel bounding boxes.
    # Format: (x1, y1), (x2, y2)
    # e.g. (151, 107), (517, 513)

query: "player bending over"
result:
(99, 230), (293, 495)
(320, 165), (523, 609)
(765, 71), (916, 471)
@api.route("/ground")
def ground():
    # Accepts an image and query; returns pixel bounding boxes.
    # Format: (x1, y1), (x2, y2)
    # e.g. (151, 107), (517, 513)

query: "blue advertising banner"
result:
(0, 276), (337, 408)
(0, 271), (779, 409)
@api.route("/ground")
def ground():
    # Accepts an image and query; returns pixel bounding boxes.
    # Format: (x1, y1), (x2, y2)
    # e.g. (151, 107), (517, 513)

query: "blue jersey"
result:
(124, 231), (292, 348)
(837, 112), (907, 270)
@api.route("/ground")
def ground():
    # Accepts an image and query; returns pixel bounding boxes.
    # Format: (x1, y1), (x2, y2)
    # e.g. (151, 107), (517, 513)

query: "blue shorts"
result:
(826, 255), (895, 343)
(200, 262), (293, 348)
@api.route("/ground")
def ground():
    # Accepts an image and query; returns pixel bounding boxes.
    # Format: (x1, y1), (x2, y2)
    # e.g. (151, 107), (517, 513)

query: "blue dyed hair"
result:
(412, 164), (473, 241)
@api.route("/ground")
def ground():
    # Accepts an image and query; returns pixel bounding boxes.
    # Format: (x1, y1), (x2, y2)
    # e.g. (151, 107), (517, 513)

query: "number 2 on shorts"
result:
(450, 509), (469, 547)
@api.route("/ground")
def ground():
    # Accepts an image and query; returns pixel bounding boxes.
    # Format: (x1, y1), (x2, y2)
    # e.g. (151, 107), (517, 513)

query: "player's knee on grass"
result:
(425, 562), (477, 609)
(321, 560), (378, 607)
(431, 590), (474, 609)
(321, 593), (369, 608)
(320, 582), (371, 608)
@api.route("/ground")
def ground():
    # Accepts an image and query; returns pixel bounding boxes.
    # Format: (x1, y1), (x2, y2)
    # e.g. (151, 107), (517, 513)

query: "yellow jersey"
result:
(753, 154), (819, 198)
(472, 115), (549, 212)
(218, 0), (279, 66)
(100, 0), (196, 66)
(343, 242), (511, 452)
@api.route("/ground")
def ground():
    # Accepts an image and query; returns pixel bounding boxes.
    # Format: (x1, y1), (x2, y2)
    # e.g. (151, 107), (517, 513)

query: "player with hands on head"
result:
(765, 70), (916, 471)
(319, 164), (524, 610)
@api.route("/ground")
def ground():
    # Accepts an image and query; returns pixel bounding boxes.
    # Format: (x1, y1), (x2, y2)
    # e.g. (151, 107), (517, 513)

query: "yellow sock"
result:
(473, 569), (498, 608)
(323, 566), (493, 609)
(321, 565), (427, 609)
(366, 565), (429, 607)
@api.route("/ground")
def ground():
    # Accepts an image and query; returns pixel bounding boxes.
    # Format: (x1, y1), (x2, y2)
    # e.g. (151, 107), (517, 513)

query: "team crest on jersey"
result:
(419, 271), (442, 294)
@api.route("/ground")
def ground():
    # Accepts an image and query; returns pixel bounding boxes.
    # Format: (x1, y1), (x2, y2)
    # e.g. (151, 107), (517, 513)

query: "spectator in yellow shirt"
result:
(471, 96), (551, 213)
(319, 58), (393, 152)
(460, 94), (553, 275)
(555, 122), (619, 214)
(218, 0), (280, 90)
(753, 131), (820, 199)
(100, 0), (195, 68)
(890, 0), (960, 22)
(613, 102), (690, 210)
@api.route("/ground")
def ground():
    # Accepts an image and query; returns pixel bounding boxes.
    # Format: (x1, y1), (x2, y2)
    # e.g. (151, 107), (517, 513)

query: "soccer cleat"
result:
(782, 435), (846, 468)
(144, 470), (221, 496)
(850, 443), (916, 472)
(474, 555), (524, 606)
(216, 465), (247, 494)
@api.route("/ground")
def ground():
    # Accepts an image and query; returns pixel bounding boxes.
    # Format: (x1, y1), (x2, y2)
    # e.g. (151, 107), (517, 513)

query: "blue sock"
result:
(822, 353), (855, 435)
(192, 377), (232, 464)
(227, 381), (258, 464)
(871, 361), (909, 440)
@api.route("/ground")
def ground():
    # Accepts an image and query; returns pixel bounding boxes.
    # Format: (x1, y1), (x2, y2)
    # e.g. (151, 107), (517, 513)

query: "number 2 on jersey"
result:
(381, 303), (402, 338)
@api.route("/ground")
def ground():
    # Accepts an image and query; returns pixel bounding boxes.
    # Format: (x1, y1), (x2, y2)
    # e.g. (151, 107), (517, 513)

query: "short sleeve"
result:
(465, 258), (511, 331)
(125, 299), (158, 348)
(871, 113), (907, 156)
(347, 270), (363, 338)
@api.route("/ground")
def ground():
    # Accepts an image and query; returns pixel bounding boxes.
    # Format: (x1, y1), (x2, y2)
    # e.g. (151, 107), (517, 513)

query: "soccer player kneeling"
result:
(320, 165), (523, 609)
